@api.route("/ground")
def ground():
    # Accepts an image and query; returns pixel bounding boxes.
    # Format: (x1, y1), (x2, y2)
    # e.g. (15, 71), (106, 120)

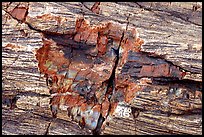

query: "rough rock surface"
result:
(35, 17), (145, 133)
(2, 2), (202, 135)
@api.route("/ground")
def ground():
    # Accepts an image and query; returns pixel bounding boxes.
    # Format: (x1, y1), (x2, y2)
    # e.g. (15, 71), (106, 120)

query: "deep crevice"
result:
(93, 15), (131, 135)
(92, 31), (123, 135)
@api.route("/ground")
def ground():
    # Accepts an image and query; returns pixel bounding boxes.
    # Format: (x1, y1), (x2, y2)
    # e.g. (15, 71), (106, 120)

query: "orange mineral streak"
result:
(121, 37), (144, 65)
(4, 43), (21, 50)
(35, 14), (64, 22)
(36, 14), (53, 20)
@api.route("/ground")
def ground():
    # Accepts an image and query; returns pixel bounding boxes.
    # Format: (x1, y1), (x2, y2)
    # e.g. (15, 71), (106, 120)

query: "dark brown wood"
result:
(2, 2), (202, 135)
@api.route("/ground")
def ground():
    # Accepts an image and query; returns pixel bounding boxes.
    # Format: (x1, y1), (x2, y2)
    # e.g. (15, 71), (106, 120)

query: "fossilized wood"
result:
(2, 2), (202, 135)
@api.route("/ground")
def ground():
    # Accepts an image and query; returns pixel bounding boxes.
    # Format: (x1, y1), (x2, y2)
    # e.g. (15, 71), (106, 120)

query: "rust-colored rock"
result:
(10, 7), (28, 22)
(35, 15), (145, 133)
(35, 14), (199, 134)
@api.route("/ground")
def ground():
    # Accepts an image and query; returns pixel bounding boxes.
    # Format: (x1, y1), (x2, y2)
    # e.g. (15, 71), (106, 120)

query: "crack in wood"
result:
(131, 107), (140, 134)
(93, 14), (132, 135)
(44, 122), (51, 135)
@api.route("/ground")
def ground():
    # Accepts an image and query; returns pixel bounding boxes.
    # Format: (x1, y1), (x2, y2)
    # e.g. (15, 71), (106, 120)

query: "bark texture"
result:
(2, 2), (202, 135)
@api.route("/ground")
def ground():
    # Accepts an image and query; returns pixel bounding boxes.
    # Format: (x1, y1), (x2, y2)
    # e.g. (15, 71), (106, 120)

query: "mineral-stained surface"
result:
(35, 17), (144, 133)
(35, 16), (200, 134)
(3, 2), (202, 135)
(114, 51), (186, 103)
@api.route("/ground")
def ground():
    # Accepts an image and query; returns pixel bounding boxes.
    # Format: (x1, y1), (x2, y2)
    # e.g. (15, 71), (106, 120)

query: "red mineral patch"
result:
(35, 17), (145, 133)
(10, 7), (28, 22)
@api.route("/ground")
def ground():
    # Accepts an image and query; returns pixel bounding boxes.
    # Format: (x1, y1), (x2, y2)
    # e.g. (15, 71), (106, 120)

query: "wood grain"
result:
(2, 2), (202, 135)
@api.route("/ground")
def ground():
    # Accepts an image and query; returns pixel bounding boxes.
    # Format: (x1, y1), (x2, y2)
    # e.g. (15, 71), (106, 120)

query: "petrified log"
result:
(2, 2), (202, 135)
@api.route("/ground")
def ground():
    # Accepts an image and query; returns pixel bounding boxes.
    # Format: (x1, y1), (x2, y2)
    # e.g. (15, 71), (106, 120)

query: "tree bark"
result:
(2, 2), (202, 135)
